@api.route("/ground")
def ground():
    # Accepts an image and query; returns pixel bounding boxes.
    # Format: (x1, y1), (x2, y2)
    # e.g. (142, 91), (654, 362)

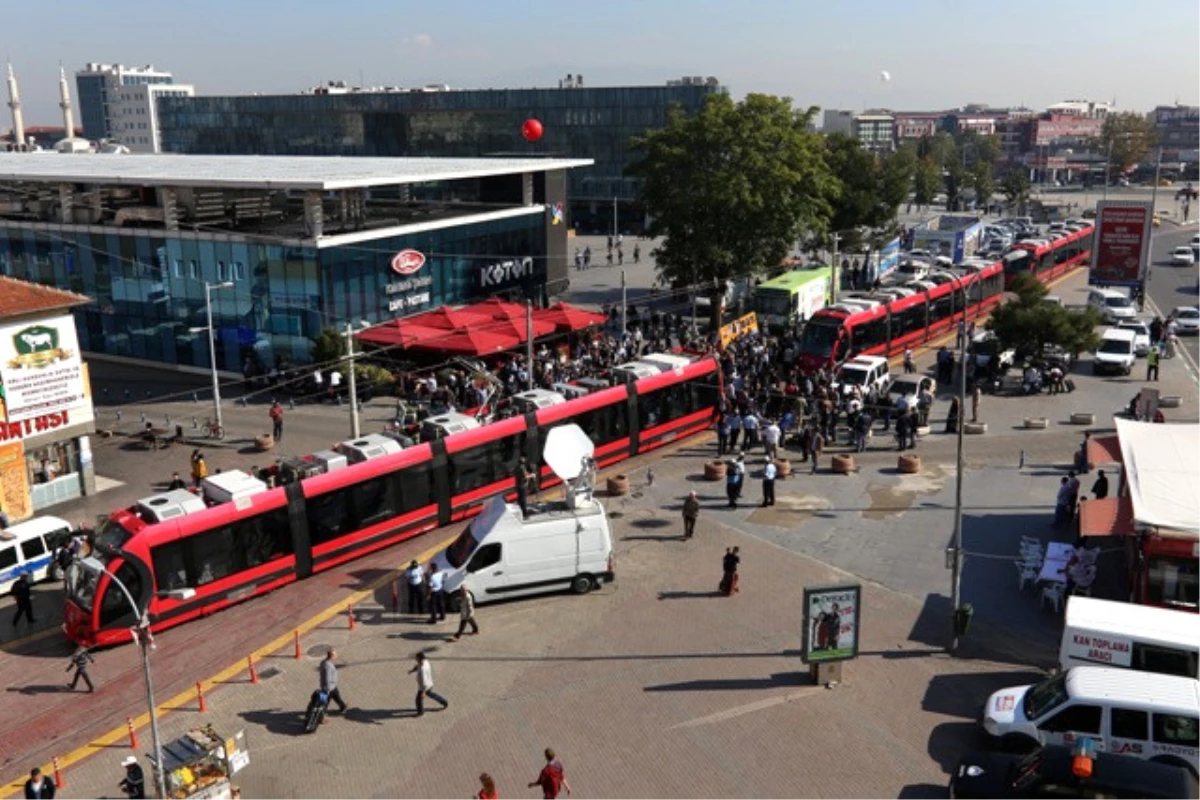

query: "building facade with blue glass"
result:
(0, 154), (586, 373)
(156, 78), (724, 232)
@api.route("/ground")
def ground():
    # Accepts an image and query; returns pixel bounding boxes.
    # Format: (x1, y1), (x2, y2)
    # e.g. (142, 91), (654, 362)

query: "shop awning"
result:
(405, 327), (521, 356)
(356, 323), (456, 349)
(535, 302), (608, 332)
(1086, 434), (1123, 468)
(412, 305), (494, 330)
(1115, 418), (1200, 534)
(1077, 496), (1136, 538)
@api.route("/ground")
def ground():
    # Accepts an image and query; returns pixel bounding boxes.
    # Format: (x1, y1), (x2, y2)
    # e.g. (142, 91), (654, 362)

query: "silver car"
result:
(1116, 320), (1152, 356)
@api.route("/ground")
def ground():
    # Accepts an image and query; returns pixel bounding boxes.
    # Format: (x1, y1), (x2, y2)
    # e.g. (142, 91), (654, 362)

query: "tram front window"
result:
(798, 323), (840, 357)
(66, 560), (100, 612)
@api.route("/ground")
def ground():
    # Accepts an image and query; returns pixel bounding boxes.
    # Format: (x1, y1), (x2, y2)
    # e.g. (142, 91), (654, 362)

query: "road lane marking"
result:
(2, 531), (459, 798)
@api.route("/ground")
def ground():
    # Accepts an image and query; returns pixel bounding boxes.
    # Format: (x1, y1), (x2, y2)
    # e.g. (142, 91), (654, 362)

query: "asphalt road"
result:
(1146, 222), (1200, 374)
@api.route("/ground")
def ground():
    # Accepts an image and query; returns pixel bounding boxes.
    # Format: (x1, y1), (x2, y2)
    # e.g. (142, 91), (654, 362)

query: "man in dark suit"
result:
(24, 767), (55, 799)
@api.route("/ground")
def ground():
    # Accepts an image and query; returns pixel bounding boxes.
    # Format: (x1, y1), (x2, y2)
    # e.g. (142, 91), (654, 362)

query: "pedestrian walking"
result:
(319, 648), (348, 715)
(514, 457), (536, 517)
(118, 756), (145, 799)
(742, 413), (759, 450)
(762, 419), (781, 461)
(449, 586), (478, 641)
(427, 566), (447, 623)
(529, 748), (572, 799)
(810, 430), (825, 474)
(761, 460), (777, 507)
(903, 348), (915, 374)
(67, 646), (95, 692)
(633, 244), (640, 264)
(11, 573), (35, 626)
(1091, 470), (1109, 500)
(477, 773), (498, 800)
(190, 450), (208, 488)
(682, 491), (700, 539)
(970, 384), (981, 423)
(1146, 347), (1159, 381)
(1055, 476), (1072, 526)
(23, 767), (55, 799)
(716, 415), (730, 457)
(895, 412), (910, 451)
(269, 399), (284, 442)
(945, 396), (961, 434)
(727, 412), (742, 451)
(583, 246), (591, 268)
(719, 547), (741, 596)
(409, 652), (449, 716)
(405, 559), (426, 616)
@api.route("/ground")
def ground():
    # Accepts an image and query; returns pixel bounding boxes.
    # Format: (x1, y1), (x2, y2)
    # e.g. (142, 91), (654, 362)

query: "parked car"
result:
(1116, 320), (1152, 356)
(1170, 305), (1200, 335)
(1172, 246), (1196, 265)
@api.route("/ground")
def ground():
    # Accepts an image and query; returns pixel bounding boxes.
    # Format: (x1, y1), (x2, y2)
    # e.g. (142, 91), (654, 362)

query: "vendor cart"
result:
(152, 724), (250, 800)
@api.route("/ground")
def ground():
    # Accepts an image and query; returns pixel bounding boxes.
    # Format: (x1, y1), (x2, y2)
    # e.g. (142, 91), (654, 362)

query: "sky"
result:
(4, 0), (1198, 126)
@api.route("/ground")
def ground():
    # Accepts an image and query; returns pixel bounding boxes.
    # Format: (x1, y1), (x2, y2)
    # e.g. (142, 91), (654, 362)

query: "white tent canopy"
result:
(1115, 418), (1200, 534)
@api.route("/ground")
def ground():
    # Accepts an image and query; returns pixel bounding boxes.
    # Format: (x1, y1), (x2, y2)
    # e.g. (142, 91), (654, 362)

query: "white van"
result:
(433, 495), (615, 605)
(1088, 288), (1137, 323)
(1093, 328), (1137, 376)
(1061, 596), (1199, 678)
(0, 515), (74, 591)
(834, 355), (891, 397)
(981, 667), (1200, 772)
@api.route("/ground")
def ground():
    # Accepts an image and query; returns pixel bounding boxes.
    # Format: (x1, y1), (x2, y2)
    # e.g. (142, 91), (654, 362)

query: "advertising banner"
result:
(0, 315), (88, 424)
(719, 313), (759, 347)
(802, 584), (862, 664)
(0, 441), (31, 521)
(1089, 201), (1153, 287)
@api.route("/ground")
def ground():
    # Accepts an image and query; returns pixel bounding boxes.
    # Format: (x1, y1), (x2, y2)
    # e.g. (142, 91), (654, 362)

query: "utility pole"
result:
(620, 269), (628, 340)
(831, 232), (841, 296)
(345, 322), (360, 438)
(1103, 137), (1114, 201)
(949, 278), (969, 655)
(526, 300), (535, 391)
(612, 197), (618, 241)
(1142, 147), (1163, 306)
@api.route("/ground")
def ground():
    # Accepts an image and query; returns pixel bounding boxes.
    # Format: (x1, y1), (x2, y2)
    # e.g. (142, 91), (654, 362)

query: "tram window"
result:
(152, 541), (188, 592)
(100, 562), (142, 626)
(639, 388), (662, 429)
(351, 476), (398, 529)
(856, 317), (887, 350)
(494, 434), (524, 483)
(449, 446), (491, 495)
(903, 303), (927, 335)
(692, 375), (720, 413)
(187, 527), (237, 585)
(235, 509), (293, 568)
(930, 294), (954, 322)
(605, 402), (629, 440)
(398, 462), (432, 510)
(308, 489), (351, 546)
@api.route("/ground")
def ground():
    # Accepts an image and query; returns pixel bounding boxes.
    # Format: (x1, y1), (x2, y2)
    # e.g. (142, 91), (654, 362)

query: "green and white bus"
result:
(752, 265), (833, 332)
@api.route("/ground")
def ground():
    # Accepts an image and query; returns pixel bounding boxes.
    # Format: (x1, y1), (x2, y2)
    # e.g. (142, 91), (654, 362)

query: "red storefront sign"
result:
(1089, 201), (1153, 287)
(0, 409), (72, 442)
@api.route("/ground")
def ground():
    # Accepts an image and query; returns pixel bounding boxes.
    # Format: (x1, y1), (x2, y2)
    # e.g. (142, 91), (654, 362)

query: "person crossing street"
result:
(409, 652), (448, 716)
(449, 586), (479, 641)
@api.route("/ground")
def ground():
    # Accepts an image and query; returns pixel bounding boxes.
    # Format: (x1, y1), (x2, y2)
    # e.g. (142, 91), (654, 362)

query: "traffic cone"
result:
(127, 716), (139, 750)
(294, 629), (301, 659)
(196, 682), (207, 713)
(53, 757), (65, 789)
(248, 655), (259, 685)
(347, 603), (356, 630)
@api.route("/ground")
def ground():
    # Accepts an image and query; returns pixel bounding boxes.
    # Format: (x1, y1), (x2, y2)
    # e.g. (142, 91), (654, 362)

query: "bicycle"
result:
(202, 418), (226, 440)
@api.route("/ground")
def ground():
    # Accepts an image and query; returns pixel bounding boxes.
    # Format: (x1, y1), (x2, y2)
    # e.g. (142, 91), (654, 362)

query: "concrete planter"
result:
(606, 475), (630, 496)
(704, 460), (727, 481)
(898, 454), (921, 474)
(255, 434), (275, 451)
(832, 454), (856, 475)
(1159, 395), (1182, 409)
(1024, 417), (1049, 430)
(963, 422), (988, 434)
(1069, 412), (1095, 425)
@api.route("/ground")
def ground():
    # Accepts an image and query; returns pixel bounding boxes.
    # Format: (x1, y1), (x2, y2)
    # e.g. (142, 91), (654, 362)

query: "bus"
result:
(64, 356), (722, 647)
(1002, 224), (1094, 289)
(795, 262), (1006, 374)
(752, 266), (833, 332)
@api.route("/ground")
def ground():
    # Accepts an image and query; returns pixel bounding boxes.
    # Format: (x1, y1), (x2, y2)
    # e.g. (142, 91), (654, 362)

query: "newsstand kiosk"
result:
(152, 724), (249, 799)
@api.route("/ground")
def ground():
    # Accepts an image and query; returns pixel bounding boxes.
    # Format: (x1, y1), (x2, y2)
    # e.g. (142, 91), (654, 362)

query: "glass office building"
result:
(157, 79), (725, 232)
(0, 154), (586, 372)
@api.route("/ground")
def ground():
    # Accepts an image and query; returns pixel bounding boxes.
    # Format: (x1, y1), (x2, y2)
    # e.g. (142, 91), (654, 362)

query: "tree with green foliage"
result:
(311, 328), (344, 366)
(880, 146), (918, 213)
(972, 160), (995, 212)
(1001, 170), (1032, 215)
(917, 131), (957, 167)
(913, 157), (941, 208)
(821, 134), (913, 252)
(987, 274), (1101, 362)
(944, 159), (966, 211)
(1095, 111), (1159, 177)
(629, 93), (835, 323)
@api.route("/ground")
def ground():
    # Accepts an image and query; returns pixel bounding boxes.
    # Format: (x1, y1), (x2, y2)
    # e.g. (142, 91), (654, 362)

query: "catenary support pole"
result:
(346, 322), (360, 438)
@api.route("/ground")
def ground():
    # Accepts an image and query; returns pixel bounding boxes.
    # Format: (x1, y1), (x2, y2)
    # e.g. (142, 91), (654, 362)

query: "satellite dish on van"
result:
(544, 424), (595, 482)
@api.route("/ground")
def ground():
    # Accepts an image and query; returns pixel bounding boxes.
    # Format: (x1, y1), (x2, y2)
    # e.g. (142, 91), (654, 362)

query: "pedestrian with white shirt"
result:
(405, 559), (425, 616)
(761, 419), (781, 461)
(409, 652), (448, 717)
(427, 566), (447, 624)
(761, 460), (777, 507)
(449, 586), (479, 642)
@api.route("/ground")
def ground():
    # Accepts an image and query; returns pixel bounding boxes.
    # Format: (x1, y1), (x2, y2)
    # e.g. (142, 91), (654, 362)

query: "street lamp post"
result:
(201, 281), (234, 432)
(80, 562), (193, 800)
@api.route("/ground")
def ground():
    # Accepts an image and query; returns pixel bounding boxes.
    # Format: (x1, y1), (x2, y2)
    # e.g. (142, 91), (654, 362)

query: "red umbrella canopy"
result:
(408, 305), (493, 330)
(405, 327), (522, 356)
(356, 322), (454, 348)
(535, 302), (608, 332)
(463, 298), (557, 339)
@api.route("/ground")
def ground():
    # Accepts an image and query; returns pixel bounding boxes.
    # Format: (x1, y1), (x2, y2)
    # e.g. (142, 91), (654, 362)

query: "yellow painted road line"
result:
(2, 531), (458, 798)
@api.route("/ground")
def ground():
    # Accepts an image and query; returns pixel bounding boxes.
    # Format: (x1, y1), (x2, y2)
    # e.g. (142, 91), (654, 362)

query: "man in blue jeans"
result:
(409, 652), (448, 717)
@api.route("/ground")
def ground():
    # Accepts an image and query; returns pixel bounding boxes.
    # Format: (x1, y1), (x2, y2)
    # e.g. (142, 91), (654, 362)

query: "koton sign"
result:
(480, 257), (534, 289)
(390, 249), (426, 276)
(1089, 201), (1153, 287)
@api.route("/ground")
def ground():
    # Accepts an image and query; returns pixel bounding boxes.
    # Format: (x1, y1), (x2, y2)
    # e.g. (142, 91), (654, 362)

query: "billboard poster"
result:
(0, 315), (88, 423)
(1089, 201), (1153, 287)
(0, 441), (31, 522)
(802, 584), (862, 664)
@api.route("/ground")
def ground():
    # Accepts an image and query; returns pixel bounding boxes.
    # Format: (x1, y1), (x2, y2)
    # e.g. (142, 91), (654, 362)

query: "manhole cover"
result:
(305, 643), (331, 658)
(257, 666), (282, 680)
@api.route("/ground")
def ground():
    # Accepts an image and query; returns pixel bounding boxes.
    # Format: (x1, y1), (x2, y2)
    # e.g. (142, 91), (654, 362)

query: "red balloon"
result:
(521, 118), (544, 142)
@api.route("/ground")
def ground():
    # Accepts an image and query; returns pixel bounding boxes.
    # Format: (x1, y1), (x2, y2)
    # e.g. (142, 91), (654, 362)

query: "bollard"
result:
(248, 655), (259, 685)
(348, 603), (356, 630)
(391, 580), (399, 613)
(53, 757), (65, 789)
(197, 681), (207, 713)
(127, 716), (139, 750)
(294, 629), (301, 659)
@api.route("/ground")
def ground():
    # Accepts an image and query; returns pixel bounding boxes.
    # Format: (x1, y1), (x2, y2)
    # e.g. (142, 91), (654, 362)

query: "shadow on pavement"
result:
(343, 706), (416, 725)
(657, 590), (723, 600)
(927, 720), (979, 773)
(922, 671), (1044, 719)
(5, 684), (70, 696)
(644, 671), (812, 692)
(623, 534), (683, 543)
(238, 707), (307, 736)
(897, 783), (948, 799)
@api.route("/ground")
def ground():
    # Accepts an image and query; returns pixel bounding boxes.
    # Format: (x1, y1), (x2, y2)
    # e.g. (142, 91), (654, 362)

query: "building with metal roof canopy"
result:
(0, 153), (591, 373)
